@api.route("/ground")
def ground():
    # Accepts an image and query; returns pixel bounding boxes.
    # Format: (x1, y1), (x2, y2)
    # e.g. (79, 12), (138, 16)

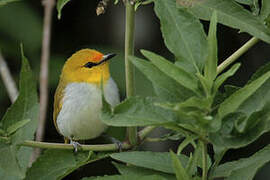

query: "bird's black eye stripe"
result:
(84, 62), (98, 68)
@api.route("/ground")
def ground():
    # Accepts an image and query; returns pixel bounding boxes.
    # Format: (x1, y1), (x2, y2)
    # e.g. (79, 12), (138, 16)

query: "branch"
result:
(20, 126), (156, 151)
(0, 52), (18, 103)
(31, 0), (55, 163)
(217, 37), (259, 74)
(125, 0), (137, 146)
(22, 140), (131, 151)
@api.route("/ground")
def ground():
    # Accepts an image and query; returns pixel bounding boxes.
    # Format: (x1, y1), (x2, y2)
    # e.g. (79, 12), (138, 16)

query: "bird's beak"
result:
(99, 53), (116, 65)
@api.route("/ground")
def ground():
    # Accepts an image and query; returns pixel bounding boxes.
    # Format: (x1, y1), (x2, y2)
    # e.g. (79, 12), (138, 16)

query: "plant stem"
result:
(209, 149), (227, 179)
(0, 52), (18, 103)
(22, 140), (131, 151)
(201, 140), (208, 180)
(217, 37), (259, 74)
(138, 126), (155, 139)
(19, 126), (154, 151)
(125, 1), (137, 146)
(31, 0), (55, 164)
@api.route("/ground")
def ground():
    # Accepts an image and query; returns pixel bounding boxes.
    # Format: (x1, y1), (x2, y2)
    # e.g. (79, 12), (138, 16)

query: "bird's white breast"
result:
(56, 77), (120, 140)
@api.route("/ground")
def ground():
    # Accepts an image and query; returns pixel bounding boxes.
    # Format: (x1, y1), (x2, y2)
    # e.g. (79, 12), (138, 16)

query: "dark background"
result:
(0, 0), (270, 179)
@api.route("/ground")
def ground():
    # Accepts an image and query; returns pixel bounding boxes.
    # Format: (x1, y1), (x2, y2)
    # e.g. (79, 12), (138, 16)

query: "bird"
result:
(53, 49), (120, 151)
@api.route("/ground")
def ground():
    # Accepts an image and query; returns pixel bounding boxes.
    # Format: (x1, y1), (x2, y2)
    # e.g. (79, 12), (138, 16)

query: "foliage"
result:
(0, 46), (39, 179)
(1, 0), (270, 179)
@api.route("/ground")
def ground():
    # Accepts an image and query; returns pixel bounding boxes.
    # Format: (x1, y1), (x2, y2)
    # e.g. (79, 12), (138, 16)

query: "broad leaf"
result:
(101, 97), (181, 127)
(248, 61), (270, 83)
(26, 150), (110, 180)
(204, 11), (218, 82)
(113, 162), (176, 180)
(82, 175), (167, 180)
(213, 145), (270, 180)
(179, 0), (270, 44)
(6, 119), (30, 136)
(0, 47), (39, 178)
(213, 63), (241, 93)
(154, 0), (207, 73)
(141, 50), (199, 94)
(57, 0), (71, 19)
(260, 0), (270, 20)
(110, 151), (188, 174)
(0, 144), (24, 179)
(130, 56), (194, 102)
(234, 0), (252, 5)
(170, 151), (190, 180)
(218, 70), (270, 119)
(210, 103), (270, 150)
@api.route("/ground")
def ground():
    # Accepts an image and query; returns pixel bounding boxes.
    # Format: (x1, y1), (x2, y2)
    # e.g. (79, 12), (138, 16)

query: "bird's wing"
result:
(53, 81), (65, 134)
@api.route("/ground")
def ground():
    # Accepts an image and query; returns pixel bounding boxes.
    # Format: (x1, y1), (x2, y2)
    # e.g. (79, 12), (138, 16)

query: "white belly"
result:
(56, 77), (120, 140)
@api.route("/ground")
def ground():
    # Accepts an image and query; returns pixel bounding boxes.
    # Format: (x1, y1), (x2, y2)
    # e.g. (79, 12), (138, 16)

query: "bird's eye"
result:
(83, 62), (97, 68)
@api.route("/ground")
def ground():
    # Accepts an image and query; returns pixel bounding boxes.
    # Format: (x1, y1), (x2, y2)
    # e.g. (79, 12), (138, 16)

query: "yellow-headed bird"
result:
(53, 49), (119, 150)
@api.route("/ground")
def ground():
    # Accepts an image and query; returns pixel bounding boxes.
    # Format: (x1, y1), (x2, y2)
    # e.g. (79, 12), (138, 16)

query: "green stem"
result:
(209, 149), (227, 179)
(217, 37), (259, 74)
(201, 140), (208, 180)
(19, 125), (154, 151)
(21, 140), (131, 151)
(138, 126), (156, 139)
(125, 1), (137, 146)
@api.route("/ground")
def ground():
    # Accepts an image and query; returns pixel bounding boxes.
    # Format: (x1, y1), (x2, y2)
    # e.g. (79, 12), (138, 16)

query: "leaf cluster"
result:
(1, 0), (270, 180)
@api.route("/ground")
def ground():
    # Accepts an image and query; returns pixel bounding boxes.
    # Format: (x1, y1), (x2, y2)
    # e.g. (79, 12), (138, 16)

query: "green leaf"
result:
(141, 50), (199, 94)
(110, 151), (188, 174)
(1, 46), (39, 144)
(234, 0), (252, 5)
(0, 46), (39, 178)
(57, 0), (71, 19)
(82, 175), (167, 180)
(248, 61), (270, 83)
(179, 0), (270, 44)
(204, 11), (218, 82)
(130, 56), (194, 102)
(101, 97), (180, 127)
(0, 0), (19, 6)
(218, 70), (270, 119)
(213, 63), (241, 93)
(26, 150), (110, 180)
(113, 162), (176, 180)
(210, 102), (270, 150)
(250, 0), (260, 16)
(170, 151), (190, 180)
(0, 144), (24, 179)
(212, 144), (270, 180)
(6, 119), (30, 136)
(154, 0), (207, 73)
(260, 0), (270, 21)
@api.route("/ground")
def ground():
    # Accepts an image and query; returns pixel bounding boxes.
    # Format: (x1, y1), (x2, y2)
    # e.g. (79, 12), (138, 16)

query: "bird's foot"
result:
(115, 141), (123, 152)
(70, 139), (81, 153)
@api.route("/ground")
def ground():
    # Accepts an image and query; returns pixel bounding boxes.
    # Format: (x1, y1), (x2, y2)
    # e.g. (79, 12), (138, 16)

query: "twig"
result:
(217, 37), (259, 74)
(201, 140), (208, 180)
(0, 52), (18, 103)
(125, 1), (137, 146)
(20, 125), (155, 151)
(31, 0), (55, 164)
(23, 140), (131, 151)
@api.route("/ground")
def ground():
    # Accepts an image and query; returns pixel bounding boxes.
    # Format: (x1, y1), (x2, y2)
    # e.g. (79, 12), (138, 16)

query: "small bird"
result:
(53, 49), (120, 150)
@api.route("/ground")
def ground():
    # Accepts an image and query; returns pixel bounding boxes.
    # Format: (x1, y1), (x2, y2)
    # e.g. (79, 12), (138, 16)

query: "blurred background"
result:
(0, 0), (270, 179)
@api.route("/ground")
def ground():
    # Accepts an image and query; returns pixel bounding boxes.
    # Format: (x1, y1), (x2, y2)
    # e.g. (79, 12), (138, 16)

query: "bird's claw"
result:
(115, 141), (123, 152)
(70, 140), (81, 153)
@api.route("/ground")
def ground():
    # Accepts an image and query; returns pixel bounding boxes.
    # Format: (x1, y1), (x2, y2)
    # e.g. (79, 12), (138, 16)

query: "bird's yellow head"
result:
(61, 49), (116, 84)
